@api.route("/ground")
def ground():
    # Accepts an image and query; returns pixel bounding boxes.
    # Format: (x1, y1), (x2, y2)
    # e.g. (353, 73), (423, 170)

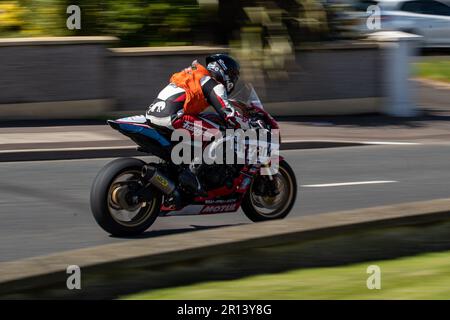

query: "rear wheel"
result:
(90, 158), (162, 236)
(242, 160), (297, 222)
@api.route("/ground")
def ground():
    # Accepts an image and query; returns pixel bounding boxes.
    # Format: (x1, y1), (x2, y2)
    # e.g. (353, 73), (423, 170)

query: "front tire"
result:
(90, 158), (162, 236)
(242, 160), (297, 222)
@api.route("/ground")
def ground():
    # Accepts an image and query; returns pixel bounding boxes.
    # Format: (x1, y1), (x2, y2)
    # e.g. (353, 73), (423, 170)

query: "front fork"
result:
(251, 163), (280, 197)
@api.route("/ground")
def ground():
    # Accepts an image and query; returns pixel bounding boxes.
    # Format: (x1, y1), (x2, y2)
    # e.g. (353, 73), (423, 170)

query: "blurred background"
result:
(0, 0), (365, 46)
(1, 0), (450, 300)
(0, 0), (448, 118)
(0, 0), (450, 119)
(0, 0), (449, 46)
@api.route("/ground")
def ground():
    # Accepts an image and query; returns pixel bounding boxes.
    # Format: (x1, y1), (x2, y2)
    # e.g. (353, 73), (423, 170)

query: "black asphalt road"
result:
(1, 144), (450, 262)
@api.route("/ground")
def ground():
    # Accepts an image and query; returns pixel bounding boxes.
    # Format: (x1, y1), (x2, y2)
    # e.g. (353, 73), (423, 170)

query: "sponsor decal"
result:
(218, 59), (228, 71)
(155, 175), (169, 188)
(201, 203), (237, 213)
(148, 101), (166, 113)
(204, 199), (238, 204)
(182, 121), (204, 136)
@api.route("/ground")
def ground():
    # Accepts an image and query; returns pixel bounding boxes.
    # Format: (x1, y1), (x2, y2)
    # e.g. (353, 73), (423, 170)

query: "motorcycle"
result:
(90, 84), (297, 236)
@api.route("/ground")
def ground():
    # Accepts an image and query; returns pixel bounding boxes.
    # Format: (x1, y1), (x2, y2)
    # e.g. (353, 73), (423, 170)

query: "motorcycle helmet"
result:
(206, 54), (240, 94)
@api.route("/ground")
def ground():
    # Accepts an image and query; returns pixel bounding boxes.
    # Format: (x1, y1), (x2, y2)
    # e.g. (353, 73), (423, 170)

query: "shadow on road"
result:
(109, 223), (247, 239)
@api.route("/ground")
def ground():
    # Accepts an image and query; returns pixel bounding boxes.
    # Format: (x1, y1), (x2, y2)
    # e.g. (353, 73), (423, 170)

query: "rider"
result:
(145, 54), (243, 199)
(145, 53), (243, 130)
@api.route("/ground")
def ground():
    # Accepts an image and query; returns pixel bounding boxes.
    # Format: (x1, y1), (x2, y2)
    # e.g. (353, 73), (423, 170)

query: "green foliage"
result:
(0, 0), (359, 46)
(0, 0), (68, 37)
(123, 250), (450, 300)
(414, 59), (450, 83)
(0, 1), (25, 32)
(0, 0), (200, 46)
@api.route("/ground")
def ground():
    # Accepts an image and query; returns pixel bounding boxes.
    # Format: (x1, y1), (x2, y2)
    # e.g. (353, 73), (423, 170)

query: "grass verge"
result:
(414, 58), (450, 83)
(122, 250), (450, 300)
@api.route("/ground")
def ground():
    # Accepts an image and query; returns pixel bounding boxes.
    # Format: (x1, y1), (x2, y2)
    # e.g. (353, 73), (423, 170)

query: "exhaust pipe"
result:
(141, 165), (176, 195)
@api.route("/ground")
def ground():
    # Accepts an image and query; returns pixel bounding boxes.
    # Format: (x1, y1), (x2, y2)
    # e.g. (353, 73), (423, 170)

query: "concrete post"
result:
(367, 31), (422, 117)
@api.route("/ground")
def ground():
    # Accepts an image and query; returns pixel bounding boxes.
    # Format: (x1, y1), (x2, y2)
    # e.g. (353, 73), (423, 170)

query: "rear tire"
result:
(242, 160), (297, 222)
(90, 158), (162, 236)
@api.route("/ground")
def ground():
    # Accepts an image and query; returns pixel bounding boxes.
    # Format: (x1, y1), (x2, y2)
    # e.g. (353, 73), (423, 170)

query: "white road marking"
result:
(0, 131), (118, 144)
(302, 180), (397, 188)
(283, 139), (421, 146)
(0, 146), (135, 153)
(360, 141), (421, 146)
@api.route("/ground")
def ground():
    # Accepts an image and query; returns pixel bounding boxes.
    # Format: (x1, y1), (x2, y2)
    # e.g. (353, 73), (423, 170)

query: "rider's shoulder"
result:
(200, 75), (212, 86)
(200, 75), (224, 90)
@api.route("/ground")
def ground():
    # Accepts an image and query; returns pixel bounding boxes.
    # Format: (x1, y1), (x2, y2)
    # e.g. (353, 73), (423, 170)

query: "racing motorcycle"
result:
(90, 84), (297, 236)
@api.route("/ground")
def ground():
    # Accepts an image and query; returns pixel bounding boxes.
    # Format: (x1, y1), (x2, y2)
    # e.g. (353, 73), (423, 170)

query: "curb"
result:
(1, 198), (450, 299)
(0, 140), (369, 162)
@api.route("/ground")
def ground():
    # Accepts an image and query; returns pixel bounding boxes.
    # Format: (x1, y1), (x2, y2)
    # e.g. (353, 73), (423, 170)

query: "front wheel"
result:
(241, 160), (297, 222)
(90, 158), (162, 236)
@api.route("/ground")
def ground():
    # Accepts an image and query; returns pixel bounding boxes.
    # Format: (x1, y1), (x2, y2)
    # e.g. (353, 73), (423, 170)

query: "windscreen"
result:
(230, 83), (264, 110)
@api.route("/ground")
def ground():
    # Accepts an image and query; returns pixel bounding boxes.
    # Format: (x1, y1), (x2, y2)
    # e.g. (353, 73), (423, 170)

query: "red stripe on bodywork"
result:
(216, 95), (226, 108)
(174, 93), (186, 102)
